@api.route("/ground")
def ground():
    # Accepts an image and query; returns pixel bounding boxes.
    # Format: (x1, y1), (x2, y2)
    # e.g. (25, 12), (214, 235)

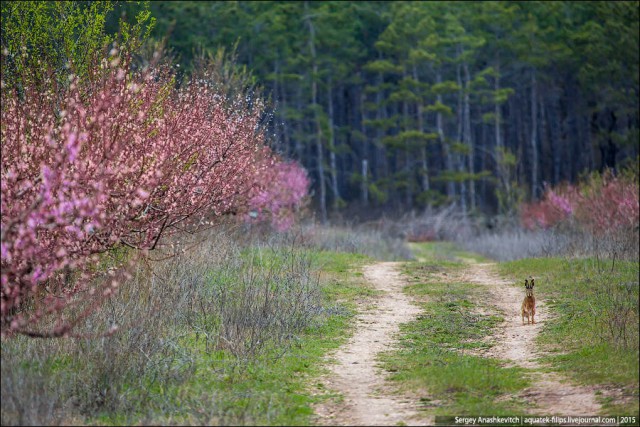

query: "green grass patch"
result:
(238, 247), (376, 304)
(308, 250), (371, 274)
(93, 315), (352, 426)
(240, 246), (370, 273)
(409, 241), (489, 265)
(498, 257), (639, 415)
(317, 251), (379, 307)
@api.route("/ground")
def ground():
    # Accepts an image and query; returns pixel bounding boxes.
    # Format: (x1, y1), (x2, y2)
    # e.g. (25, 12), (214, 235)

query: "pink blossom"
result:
(548, 191), (573, 216)
(247, 160), (309, 231)
(520, 172), (638, 234)
(1, 51), (281, 337)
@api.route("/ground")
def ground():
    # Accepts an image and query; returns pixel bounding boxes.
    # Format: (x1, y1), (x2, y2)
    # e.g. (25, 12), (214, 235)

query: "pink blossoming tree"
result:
(1, 51), (282, 337)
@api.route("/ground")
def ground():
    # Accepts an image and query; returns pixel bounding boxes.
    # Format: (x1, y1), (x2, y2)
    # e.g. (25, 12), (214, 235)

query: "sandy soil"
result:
(313, 262), (432, 426)
(312, 259), (602, 426)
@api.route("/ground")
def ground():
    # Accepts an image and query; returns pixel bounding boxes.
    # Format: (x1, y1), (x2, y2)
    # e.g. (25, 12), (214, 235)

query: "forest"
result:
(133, 1), (639, 221)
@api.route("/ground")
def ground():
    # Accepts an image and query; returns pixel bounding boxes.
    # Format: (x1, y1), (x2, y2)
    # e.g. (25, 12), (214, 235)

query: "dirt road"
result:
(313, 262), (431, 426)
(313, 260), (601, 426)
(460, 261), (601, 415)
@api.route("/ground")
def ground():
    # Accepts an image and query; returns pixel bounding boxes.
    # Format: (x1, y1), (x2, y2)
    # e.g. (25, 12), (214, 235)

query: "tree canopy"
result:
(23, 1), (638, 218)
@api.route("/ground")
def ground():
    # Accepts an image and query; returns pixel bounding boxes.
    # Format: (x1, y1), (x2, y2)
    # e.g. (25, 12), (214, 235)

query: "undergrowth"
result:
(0, 226), (379, 426)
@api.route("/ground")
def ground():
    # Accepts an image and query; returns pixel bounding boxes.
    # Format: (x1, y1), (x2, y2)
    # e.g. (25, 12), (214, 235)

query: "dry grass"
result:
(394, 205), (638, 262)
(1, 226), (326, 425)
(1, 220), (411, 425)
(295, 221), (413, 261)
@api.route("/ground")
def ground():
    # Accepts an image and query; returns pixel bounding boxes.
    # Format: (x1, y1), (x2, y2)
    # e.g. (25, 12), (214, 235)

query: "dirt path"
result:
(313, 262), (432, 426)
(459, 261), (602, 415)
(313, 259), (602, 425)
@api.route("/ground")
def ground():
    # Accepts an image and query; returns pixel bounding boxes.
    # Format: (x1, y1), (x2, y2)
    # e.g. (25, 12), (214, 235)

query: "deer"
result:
(521, 277), (536, 325)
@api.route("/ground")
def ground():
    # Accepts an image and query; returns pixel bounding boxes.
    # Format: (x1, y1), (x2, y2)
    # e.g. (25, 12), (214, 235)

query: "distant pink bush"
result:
(248, 160), (309, 231)
(573, 171), (639, 234)
(1, 52), (276, 337)
(520, 185), (577, 230)
(520, 171), (639, 234)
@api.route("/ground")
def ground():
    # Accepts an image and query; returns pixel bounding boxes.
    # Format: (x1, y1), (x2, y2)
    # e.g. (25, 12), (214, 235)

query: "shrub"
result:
(520, 171), (639, 235)
(296, 221), (413, 261)
(0, 1), (153, 94)
(516, 170), (639, 260)
(573, 170), (639, 235)
(520, 184), (577, 230)
(0, 48), (279, 337)
(247, 160), (310, 232)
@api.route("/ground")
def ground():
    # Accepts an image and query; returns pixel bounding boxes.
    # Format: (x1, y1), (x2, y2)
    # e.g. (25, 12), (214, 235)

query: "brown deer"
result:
(521, 277), (536, 325)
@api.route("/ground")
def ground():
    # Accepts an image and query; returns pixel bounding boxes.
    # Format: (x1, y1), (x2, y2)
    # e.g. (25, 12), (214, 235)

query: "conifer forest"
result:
(141, 1), (639, 221)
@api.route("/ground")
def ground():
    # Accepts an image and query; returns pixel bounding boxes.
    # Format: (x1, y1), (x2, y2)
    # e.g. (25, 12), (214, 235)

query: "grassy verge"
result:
(116, 249), (373, 426)
(380, 242), (530, 416)
(498, 257), (639, 415)
(1, 232), (375, 426)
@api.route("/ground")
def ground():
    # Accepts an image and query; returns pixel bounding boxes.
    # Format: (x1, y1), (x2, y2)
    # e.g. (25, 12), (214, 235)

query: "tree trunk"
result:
(539, 89), (549, 189)
(493, 60), (505, 212)
(414, 65), (429, 195)
(530, 68), (539, 199)
(376, 70), (388, 187)
(304, 1), (327, 223)
(401, 67), (412, 210)
(362, 159), (369, 205)
(463, 61), (475, 211)
(456, 60), (467, 215)
(437, 70), (455, 200)
(480, 118), (487, 211)
(403, 103), (413, 209)
(295, 83), (304, 161)
(359, 86), (369, 206)
(275, 58), (292, 158)
(327, 79), (340, 209)
(494, 62), (503, 150)
(550, 95), (561, 185)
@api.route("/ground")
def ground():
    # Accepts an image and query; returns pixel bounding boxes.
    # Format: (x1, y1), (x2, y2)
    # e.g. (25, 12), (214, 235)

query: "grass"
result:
(498, 257), (639, 415)
(102, 250), (373, 426)
(379, 242), (531, 416)
(386, 240), (639, 417)
(408, 241), (490, 266)
(5, 220), (637, 424)
(315, 252), (380, 308)
(241, 245), (377, 308)
(88, 308), (354, 426)
(1, 228), (380, 426)
(298, 222), (413, 261)
(456, 228), (575, 261)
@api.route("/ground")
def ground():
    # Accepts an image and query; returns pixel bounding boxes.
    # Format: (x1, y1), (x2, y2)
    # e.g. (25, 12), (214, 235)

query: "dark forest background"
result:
(118, 1), (638, 222)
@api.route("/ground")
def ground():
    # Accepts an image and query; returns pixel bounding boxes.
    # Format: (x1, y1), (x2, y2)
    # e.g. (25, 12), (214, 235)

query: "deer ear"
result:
(531, 278), (535, 287)
(525, 279), (528, 287)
